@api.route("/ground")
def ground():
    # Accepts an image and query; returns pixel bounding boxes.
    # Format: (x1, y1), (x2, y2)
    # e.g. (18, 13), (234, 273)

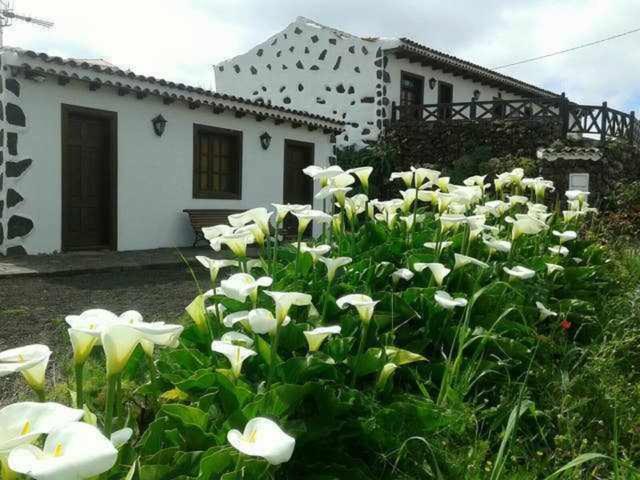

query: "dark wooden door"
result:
(62, 106), (116, 251)
(400, 72), (424, 119)
(283, 140), (314, 236)
(437, 82), (454, 120)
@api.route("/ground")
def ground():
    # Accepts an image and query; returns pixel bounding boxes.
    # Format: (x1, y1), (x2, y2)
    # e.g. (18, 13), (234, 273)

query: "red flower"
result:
(560, 319), (572, 331)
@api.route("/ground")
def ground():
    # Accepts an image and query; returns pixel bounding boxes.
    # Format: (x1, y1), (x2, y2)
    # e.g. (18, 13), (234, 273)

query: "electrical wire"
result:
(493, 26), (640, 69)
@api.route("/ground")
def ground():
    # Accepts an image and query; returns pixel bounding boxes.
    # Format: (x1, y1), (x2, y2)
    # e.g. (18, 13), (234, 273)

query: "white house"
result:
(215, 17), (559, 147)
(0, 47), (343, 255)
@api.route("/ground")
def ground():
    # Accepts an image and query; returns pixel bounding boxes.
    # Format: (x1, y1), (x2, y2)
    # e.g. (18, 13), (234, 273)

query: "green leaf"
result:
(161, 404), (209, 430)
(543, 453), (607, 479)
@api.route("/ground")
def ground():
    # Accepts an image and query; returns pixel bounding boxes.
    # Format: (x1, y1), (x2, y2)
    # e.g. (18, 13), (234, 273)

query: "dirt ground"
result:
(0, 266), (209, 406)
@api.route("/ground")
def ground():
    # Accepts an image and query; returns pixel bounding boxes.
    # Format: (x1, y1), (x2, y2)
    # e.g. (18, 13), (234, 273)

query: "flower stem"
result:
(294, 230), (303, 274)
(35, 388), (46, 402)
(233, 453), (243, 479)
(350, 322), (370, 387)
(267, 325), (281, 388)
(104, 374), (118, 436)
(75, 363), (85, 408)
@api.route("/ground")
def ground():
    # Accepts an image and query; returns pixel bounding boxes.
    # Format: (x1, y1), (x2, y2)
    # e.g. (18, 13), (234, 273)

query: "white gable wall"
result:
(9, 73), (332, 254)
(215, 18), (385, 148)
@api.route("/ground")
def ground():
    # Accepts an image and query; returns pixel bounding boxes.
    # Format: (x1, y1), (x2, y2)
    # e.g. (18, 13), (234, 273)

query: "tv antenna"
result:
(0, 1), (54, 47)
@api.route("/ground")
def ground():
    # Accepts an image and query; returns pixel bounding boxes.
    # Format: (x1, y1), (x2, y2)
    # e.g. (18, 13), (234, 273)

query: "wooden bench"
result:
(183, 209), (243, 246)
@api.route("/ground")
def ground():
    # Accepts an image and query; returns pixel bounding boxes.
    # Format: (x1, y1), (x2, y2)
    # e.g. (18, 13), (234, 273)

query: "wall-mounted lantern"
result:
(151, 114), (167, 137)
(473, 89), (481, 101)
(428, 78), (437, 90)
(259, 131), (272, 150)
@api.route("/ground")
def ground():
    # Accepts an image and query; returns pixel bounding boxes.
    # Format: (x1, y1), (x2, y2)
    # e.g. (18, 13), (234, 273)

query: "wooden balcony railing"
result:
(391, 94), (639, 146)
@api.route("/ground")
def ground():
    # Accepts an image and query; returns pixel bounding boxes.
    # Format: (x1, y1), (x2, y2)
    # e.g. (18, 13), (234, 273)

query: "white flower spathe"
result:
(247, 308), (291, 335)
(210, 231), (255, 258)
(228, 208), (272, 236)
(222, 310), (250, 329)
(303, 326), (341, 352)
(297, 242), (331, 263)
(264, 291), (313, 324)
(220, 273), (273, 304)
(423, 241), (453, 250)
(195, 257), (238, 280)
(271, 203), (310, 226)
(211, 341), (257, 378)
(292, 209), (332, 235)
(503, 265), (536, 280)
(346, 166), (374, 189)
(0, 344), (51, 393)
(511, 215), (547, 240)
(413, 262), (451, 286)
(453, 253), (489, 271)
(227, 417), (295, 465)
(302, 165), (343, 187)
(8, 422), (118, 480)
(545, 263), (565, 275)
(202, 224), (235, 241)
(318, 256), (352, 282)
(434, 291), (467, 310)
(483, 236), (512, 254)
(336, 294), (379, 324)
(552, 230), (577, 244)
(536, 301), (558, 321)
(391, 268), (414, 285)
(548, 245), (570, 257)
(0, 402), (84, 457)
(220, 331), (254, 348)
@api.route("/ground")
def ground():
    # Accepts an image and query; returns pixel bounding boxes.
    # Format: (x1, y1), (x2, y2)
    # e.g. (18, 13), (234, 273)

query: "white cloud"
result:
(4, 0), (639, 113)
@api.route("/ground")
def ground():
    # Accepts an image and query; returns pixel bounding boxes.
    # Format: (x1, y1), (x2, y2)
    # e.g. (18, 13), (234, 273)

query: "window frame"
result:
(192, 123), (243, 200)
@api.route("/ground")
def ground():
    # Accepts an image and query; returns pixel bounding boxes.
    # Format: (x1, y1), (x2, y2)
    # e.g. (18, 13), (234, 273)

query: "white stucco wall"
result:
(12, 74), (332, 254)
(385, 55), (523, 108)
(215, 17), (384, 148)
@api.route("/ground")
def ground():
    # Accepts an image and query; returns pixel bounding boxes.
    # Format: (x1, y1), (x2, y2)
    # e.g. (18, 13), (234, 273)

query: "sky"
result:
(4, 0), (640, 113)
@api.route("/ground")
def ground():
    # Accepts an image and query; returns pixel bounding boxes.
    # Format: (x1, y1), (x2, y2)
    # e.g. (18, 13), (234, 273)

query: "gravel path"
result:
(0, 266), (209, 406)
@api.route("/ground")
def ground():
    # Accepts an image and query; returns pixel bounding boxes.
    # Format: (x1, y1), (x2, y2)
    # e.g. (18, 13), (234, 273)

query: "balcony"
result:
(390, 95), (639, 146)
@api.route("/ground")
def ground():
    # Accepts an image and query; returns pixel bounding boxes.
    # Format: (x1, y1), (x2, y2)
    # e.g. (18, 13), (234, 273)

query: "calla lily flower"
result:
(336, 294), (379, 324)
(552, 230), (577, 244)
(101, 322), (182, 377)
(8, 422), (118, 480)
(439, 214), (466, 233)
(347, 166), (373, 190)
(211, 341), (256, 378)
(302, 165), (343, 187)
(434, 291), (467, 310)
(292, 209), (332, 236)
(221, 331), (254, 348)
(400, 213), (425, 230)
(297, 242), (331, 263)
(318, 256), (352, 282)
(390, 171), (415, 188)
(565, 190), (589, 204)
(202, 224), (235, 241)
(65, 310), (116, 366)
(0, 345), (51, 394)
(237, 223), (267, 248)
(110, 428), (133, 449)
(0, 402), (84, 457)
(424, 241), (453, 250)
(548, 245), (570, 257)
(511, 215), (547, 240)
(264, 291), (312, 324)
(453, 253), (489, 270)
(210, 231), (255, 258)
(195, 257), (238, 283)
(503, 265), (536, 280)
(536, 301), (558, 321)
(271, 203), (310, 226)
(315, 186), (352, 207)
(222, 310), (251, 329)
(413, 262), (450, 286)
(220, 273), (273, 304)
(483, 237), (512, 254)
(247, 308), (291, 335)
(463, 174), (487, 187)
(227, 417), (295, 465)
(228, 208), (272, 236)
(507, 195), (529, 206)
(546, 263), (565, 275)
(436, 176), (450, 192)
(303, 326), (341, 352)
(391, 268), (414, 285)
